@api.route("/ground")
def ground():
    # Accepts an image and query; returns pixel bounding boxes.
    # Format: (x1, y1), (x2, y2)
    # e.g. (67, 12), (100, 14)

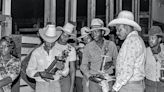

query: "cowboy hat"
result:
(144, 26), (164, 37)
(56, 23), (76, 36)
(108, 10), (141, 31)
(78, 27), (91, 39)
(90, 18), (110, 36)
(39, 24), (62, 43)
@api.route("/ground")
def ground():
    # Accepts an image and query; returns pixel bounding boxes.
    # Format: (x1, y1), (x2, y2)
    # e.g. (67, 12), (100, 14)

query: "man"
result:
(76, 27), (92, 92)
(26, 24), (67, 92)
(80, 18), (118, 92)
(145, 26), (164, 92)
(56, 22), (76, 92)
(108, 10), (146, 92)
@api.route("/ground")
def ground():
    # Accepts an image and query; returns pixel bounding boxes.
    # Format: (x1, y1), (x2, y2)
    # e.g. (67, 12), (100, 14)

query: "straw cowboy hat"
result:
(90, 18), (110, 36)
(57, 23), (76, 36)
(39, 24), (62, 43)
(78, 27), (90, 39)
(144, 26), (164, 37)
(108, 10), (142, 31)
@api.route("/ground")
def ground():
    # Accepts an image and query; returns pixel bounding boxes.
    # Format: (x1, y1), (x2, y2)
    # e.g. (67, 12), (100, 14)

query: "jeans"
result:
(119, 81), (144, 92)
(145, 78), (164, 92)
(60, 75), (71, 92)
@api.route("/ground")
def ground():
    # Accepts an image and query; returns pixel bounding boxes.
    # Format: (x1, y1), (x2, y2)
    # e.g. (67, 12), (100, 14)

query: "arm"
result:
(69, 61), (75, 92)
(0, 77), (12, 88)
(113, 37), (140, 91)
(80, 46), (91, 78)
(26, 52), (43, 81)
(58, 46), (76, 92)
(69, 47), (76, 92)
(112, 42), (118, 66)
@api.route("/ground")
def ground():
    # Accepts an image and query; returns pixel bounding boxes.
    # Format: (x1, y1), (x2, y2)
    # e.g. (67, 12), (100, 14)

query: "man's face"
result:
(0, 40), (11, 56)
(91, 29), (103, 41)
(44, 41), (55, 51)
(60, 32), (71, 43)
(116, 24), (128, 40)
(148, 35), (159, 48)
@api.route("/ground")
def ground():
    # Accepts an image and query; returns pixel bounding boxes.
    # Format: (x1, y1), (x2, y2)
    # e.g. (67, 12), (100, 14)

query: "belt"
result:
(127, 80), (143, 84)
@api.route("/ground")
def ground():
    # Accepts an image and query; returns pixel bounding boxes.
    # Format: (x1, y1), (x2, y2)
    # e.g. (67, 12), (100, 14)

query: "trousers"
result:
(35, 80), (61, 92)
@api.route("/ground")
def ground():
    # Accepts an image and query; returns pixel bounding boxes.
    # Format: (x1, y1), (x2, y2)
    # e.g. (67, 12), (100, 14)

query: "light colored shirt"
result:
(80, 39), (118, 78)
(113, 31), (146, 91)
(145, 44), (164, 81)
(26, 42), (76, 82)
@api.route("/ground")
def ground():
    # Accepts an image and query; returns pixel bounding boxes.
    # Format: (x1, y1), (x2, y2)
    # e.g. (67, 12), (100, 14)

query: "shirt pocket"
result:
(38, 59), (45, 66)
(89, 51), (101, 63)
(105, 54), (112, 62)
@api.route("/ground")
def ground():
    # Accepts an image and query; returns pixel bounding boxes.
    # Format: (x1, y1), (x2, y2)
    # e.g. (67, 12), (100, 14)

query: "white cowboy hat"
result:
(108, 10), (141, 31)
(39, 24), (62, 43)
(57, 23), (76, 36)
(78, 27), (90, 39)
(90, 18), (110, 36)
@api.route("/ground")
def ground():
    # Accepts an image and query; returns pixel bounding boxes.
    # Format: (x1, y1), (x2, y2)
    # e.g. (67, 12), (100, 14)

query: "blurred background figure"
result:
(57, 22), (76, 92)
(145, 26), (164, 92)
(75, 27), (92, 92)
(0, 36), (21, 92)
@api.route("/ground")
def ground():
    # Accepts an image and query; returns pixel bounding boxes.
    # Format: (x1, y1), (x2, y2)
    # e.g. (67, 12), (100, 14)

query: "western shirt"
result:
(80, 39), (118, 78)
(26, 42), (76, 82)
(113, 31), (146, 91)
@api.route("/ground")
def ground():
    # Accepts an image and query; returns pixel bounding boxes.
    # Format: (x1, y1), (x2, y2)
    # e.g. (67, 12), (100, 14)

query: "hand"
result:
(56, 61), (64, 70)
(42, 77), (51, 82)
(34, 72), (41, 77)
(95, 74), (106, 80)
(104, 61), (113, 70)
(39, 71), (54, 80)
(89, 74), (102, 83)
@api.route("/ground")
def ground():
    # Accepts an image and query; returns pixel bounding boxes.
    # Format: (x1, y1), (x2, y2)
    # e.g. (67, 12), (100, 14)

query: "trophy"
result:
(100, 47), (109, 72)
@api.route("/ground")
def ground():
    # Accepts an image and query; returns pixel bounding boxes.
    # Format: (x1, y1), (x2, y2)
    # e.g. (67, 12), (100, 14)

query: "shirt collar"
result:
(127, 31), (138, 38)
(92, 38), (108, 49)
(40, 43), (56, 53)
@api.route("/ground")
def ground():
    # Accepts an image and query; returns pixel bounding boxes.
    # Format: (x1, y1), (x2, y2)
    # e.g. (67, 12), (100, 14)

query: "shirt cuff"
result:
(112, 82), (123, 91)
(26, 70), (38, 78)
(30, 71), (38, 78)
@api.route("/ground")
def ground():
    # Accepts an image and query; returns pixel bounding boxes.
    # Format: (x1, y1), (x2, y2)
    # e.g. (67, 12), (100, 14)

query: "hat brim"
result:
(143, 33), (164, 37)
(90, 27), (110, 36)
(78, 33), (91, 39)
(56, 26), (76, 36)
(108, 18), (142, 31)
(39, 28), (62, 43)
